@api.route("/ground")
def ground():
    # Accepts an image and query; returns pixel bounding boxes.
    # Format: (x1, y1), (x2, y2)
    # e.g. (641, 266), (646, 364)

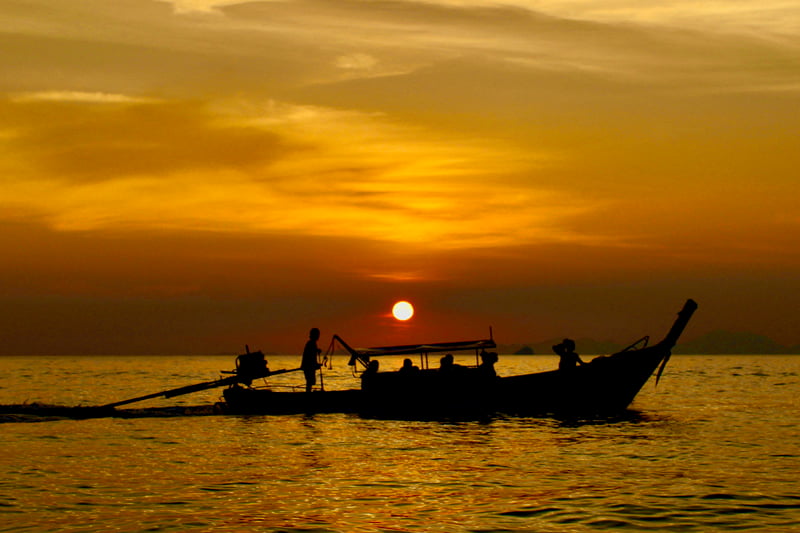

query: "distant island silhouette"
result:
(500, 330), (800, 355)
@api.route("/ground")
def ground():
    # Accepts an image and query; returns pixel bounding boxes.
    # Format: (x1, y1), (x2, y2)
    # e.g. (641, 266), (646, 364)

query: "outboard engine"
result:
(236, 347), (269, 385)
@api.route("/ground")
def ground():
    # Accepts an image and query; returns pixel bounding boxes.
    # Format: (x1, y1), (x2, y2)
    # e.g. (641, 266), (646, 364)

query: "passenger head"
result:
(309, 327), (320, 340)
(481, 350), (498, 364)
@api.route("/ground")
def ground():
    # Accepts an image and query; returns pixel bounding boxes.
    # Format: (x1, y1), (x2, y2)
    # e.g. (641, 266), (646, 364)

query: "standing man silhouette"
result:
(302, 327), (322, 393)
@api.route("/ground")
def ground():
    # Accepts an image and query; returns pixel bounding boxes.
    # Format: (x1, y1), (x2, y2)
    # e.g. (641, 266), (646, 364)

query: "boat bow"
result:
(655, 298), (698, 384)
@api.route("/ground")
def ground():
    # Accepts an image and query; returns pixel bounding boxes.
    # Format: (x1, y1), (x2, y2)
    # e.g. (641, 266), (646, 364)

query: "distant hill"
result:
(501, 331), (800, 356)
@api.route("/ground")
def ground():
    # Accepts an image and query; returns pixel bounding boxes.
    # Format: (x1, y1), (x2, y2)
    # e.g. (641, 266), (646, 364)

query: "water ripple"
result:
(2, 356), (800, 532)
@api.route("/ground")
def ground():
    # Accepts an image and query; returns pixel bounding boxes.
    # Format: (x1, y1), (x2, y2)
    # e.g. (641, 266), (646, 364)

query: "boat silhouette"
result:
(222, 299), (698, 418)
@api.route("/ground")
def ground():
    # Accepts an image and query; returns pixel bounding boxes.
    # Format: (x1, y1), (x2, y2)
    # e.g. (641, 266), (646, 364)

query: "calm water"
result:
(1, 354), (798, 532)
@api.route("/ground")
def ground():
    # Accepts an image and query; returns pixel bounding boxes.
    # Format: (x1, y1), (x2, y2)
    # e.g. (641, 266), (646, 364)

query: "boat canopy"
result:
(351, 339), (495, 357)
(333, 334), (496, 369)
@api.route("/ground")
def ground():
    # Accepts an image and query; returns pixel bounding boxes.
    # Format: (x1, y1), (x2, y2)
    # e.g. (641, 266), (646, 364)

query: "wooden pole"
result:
(99, 367), (302, 409)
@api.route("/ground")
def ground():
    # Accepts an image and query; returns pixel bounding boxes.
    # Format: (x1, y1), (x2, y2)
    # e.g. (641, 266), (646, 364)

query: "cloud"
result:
(1, 97), (296, 183)
(2, 0), (799, 258)
(165, 0), (247, 14)
(1, 94), (589, 249)
(335, 53), (379, 71)
(11, 91), (157, 104)
(5, 0), (798, 101)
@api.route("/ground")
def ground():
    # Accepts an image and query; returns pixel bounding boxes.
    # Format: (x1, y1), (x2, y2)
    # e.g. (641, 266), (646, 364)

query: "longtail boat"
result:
(220, 299), (698, 417)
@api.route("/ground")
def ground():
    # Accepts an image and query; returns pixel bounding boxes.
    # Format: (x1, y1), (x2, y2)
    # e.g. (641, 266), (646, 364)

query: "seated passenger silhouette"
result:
(478, 350), (499, 378)
(361, 359), (380, 391)
(439, 353), (455, 372)
(553, 338), (584, 372)
(399, 358), (420, 373)
(364, 359), (379, 375)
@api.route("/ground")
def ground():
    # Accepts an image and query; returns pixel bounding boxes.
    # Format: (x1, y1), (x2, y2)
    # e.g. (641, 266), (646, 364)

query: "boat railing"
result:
(621, 335), (650, 352)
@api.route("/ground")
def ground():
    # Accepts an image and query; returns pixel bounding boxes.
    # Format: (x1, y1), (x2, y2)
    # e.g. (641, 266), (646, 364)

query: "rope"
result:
(324, 336), (336, 369)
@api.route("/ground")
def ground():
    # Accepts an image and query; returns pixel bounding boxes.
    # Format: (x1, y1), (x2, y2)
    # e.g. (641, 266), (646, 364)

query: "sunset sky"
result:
(2, 0), (799, 355)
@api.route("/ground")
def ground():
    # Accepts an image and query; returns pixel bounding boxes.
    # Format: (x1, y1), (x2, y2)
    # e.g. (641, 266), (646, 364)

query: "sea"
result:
(1, 354), (798, 532)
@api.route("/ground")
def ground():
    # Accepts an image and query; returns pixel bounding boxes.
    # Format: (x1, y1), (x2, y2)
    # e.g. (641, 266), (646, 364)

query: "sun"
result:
(392, 301), (414, 321)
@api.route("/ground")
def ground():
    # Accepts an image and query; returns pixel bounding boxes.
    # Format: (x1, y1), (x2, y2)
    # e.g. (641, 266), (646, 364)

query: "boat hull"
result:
(221, 342), (671, 418)
(494, 342), (672, 415)
(222, 300), (696, 418)
(220, 387), (363, 415)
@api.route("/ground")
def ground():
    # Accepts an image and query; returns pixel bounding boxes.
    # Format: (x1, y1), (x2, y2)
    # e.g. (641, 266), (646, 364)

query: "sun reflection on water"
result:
(2, 355), (800, 531)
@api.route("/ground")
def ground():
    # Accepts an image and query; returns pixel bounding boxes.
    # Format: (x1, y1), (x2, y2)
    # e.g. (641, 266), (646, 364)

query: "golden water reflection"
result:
(2, 355), (799, 531)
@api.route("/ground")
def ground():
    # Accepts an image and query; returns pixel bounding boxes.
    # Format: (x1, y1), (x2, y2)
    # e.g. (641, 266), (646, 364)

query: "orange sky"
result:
(1, 0), (799, 354)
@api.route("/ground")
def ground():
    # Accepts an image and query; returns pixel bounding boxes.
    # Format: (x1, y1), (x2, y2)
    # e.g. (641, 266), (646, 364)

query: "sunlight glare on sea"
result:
(1, 355), (799, 531)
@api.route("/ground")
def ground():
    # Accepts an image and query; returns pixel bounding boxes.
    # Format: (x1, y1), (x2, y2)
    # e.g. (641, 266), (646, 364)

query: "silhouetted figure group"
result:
(300, 327), (585, 395)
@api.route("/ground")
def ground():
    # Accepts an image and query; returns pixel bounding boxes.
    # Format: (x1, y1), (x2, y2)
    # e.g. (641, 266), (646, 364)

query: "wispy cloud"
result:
(11, 91), (157, 104)
(1, 0), (798, 254)
(1, 95), (587, 249)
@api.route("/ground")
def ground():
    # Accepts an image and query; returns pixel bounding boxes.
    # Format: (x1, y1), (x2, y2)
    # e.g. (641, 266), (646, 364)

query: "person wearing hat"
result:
(553, 338), (584, 372)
